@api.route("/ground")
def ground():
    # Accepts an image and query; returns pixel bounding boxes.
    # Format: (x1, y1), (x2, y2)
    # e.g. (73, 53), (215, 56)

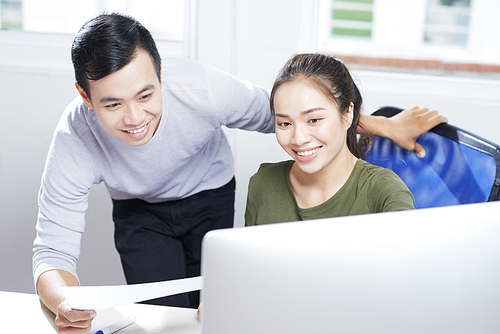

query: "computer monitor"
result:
(200, 201), (500, 334)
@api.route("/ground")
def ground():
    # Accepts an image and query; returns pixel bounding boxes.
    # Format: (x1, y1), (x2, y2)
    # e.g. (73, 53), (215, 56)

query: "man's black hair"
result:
(71, 13), (162, 98)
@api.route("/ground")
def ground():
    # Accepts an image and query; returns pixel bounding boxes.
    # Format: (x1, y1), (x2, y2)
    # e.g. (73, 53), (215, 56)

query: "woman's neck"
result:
(289, 151), (358, 209)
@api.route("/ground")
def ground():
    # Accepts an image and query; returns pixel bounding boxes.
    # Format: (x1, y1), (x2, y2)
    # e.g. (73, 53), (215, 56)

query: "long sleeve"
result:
(32, 103), (99, 288)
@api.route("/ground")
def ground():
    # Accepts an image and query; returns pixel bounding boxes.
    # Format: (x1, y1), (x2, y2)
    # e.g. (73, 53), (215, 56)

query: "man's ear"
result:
(75, 83), (94, 109)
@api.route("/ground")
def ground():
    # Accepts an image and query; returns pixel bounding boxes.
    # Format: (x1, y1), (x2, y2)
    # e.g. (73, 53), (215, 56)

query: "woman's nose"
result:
(291, 124), (310, 146)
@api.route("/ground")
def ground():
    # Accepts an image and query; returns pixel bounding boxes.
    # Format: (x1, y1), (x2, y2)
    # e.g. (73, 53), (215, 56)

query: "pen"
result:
(93, 315), (136, 334)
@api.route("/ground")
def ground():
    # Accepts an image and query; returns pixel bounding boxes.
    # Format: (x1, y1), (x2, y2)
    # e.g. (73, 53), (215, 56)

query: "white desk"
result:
(0, 291), (200, 333)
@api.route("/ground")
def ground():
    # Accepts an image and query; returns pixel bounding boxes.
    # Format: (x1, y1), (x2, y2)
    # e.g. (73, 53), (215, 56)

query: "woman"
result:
(245, 53), (415, 226)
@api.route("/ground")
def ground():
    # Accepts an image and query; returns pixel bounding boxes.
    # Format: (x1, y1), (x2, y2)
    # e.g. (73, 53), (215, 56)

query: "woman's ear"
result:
(344, 102), (354, 128)
(75, 83), (94, 110)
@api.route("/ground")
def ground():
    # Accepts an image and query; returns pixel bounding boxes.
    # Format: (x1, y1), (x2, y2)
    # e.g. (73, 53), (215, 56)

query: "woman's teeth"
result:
(296, 148), (320, 157)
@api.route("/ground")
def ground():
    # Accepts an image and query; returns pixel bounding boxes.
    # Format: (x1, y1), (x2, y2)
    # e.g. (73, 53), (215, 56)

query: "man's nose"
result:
(123, 103), (145, 125)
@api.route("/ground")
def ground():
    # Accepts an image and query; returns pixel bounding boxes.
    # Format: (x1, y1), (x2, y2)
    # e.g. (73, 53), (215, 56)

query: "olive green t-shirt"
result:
(245, 159), (414, 226)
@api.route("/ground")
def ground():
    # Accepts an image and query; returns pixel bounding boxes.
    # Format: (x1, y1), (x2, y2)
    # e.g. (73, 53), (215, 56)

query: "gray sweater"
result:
(33, 57), (274, 286)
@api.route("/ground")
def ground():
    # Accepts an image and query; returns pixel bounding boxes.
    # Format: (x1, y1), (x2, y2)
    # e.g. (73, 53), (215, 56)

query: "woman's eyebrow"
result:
(275, 107), (326, 118)
(302, 107), (326, 115)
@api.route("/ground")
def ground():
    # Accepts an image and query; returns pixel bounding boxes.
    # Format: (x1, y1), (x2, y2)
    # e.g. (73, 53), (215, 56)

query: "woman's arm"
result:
(360, 106), (448, 158)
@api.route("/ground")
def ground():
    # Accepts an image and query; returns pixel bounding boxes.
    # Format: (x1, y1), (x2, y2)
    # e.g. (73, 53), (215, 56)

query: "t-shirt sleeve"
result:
(370, 169), (415, 212)
(245, 173), (259, 226)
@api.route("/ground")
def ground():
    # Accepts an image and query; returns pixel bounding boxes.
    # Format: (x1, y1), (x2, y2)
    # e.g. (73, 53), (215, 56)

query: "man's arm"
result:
(360, 106), (448, 158)
(37, 270), (96, 334)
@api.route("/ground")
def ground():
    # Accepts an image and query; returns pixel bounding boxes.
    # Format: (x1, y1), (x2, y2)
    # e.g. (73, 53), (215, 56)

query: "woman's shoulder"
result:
(356, 160), (409, 189)
(357, 159), (398, 177)
(355, 160), (414, 211)
(257, 160), (292, 173)
(357, 161), (413, 202)
(249, 161), (293, 187)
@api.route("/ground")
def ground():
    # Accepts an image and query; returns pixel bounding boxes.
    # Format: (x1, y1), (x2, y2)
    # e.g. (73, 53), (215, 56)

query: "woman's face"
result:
(273, 79), (353, 176)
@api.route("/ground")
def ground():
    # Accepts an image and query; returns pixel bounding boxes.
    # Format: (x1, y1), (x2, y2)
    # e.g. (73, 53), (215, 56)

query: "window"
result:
(2, 0), (186, 41)
(424, 0), (471, 46)
(331, 0), (373, 38)
(0, 0), (196, 71)
(0, 0), (22, 29)
(318, 0), (500, 75)
(323, 0), (473, 48)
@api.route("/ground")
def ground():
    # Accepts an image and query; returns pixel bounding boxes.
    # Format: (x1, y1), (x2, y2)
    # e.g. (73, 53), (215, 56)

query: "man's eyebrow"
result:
(99, 84), (156, 104)
(275, 107), (326, 118)
(136, 84), (156, 96)
(99, 96), (120, 104)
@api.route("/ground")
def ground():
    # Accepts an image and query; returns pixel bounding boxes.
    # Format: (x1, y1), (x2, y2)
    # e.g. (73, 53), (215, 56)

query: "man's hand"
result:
(361, 106), (448, 158)
(54, 300), (96, 334)
(37, 270), (96, 334)
(387, 106), (448, 158)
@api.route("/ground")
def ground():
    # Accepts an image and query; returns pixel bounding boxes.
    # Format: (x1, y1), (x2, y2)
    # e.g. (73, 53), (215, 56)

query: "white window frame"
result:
(317, 0), (500, 66)
(0, 0), (197, 74)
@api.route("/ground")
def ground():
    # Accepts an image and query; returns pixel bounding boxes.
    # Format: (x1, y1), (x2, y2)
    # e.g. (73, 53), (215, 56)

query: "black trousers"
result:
(112, 178), (235, 308)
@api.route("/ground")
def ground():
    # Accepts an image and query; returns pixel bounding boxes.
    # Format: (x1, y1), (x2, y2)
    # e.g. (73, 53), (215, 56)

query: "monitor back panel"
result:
(200, 202), (500, 334)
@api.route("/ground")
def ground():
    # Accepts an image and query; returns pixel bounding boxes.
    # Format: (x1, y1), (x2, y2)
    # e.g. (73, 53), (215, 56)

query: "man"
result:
(33, 13), (446, 334)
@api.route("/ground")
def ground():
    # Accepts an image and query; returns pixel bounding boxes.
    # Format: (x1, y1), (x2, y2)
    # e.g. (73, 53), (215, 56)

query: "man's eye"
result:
(106, 103), (120, 109)
(277, 122), (291, 127)
(140, 94), (152, 101)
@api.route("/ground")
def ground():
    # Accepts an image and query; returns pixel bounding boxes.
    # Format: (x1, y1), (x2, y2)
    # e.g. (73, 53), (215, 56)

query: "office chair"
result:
(364, 106), (500, 209)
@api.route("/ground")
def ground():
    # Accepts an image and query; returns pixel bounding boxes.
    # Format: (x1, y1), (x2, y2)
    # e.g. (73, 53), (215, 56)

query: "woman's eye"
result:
(308, 118), (321, 124)
(277, 122), (291, 127)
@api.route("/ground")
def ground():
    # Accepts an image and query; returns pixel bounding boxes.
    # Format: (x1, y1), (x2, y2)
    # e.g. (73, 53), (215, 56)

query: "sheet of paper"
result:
(62, 276), (203, 310)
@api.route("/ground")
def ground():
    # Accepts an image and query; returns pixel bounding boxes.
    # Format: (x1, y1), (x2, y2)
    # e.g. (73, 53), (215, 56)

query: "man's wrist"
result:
(361, 114), (391, 138)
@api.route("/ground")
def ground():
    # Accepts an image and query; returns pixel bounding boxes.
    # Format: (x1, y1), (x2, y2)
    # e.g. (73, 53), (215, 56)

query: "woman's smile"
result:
(293, 146), (321, 162)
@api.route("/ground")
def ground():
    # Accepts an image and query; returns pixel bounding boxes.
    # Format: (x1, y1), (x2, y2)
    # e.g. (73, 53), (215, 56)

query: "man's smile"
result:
(124, 122), (148, 134)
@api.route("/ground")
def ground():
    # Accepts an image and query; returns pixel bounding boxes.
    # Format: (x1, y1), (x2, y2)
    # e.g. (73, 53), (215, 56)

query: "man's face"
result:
(77, 49), (162, 146)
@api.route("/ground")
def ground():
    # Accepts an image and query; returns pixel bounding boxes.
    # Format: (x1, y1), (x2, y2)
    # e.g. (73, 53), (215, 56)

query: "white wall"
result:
(0, 68), (126, 292)
(1, 0), (500, 294)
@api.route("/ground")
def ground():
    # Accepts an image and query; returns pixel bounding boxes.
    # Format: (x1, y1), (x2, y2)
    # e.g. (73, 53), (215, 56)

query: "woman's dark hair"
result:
(71, 13), (162, 98)
(270, 53), (371, 159)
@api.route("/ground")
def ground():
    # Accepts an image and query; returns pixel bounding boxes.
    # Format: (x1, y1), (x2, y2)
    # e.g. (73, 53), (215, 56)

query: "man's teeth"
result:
(296, 148), (320, 157)
(126, 124), (147, 134)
